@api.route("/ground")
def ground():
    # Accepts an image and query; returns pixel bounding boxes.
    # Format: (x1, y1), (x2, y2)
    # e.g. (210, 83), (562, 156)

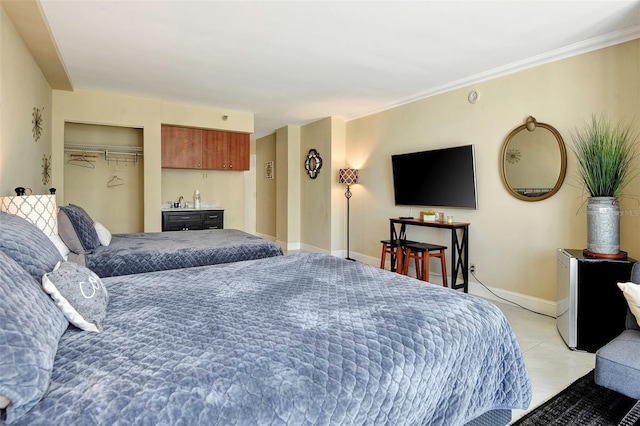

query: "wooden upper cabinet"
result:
(202, 130), (249, 171)
(162, 125), (249, 171)
(202, 130), (229, 170)
(228, 132), (250, 171)
(161, 126), (203, 169)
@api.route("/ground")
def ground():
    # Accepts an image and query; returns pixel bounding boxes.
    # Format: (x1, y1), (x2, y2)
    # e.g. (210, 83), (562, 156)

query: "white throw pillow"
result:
(42, 261), (109, 332)
(0, 394), (11, 409)
(48, 234), (70, 259)
(618, 281), (640, 326)
(94, 222), (112, 246)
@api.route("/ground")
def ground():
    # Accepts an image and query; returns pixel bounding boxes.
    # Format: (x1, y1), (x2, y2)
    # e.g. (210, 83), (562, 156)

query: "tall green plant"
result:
(571, 115), (639, 197)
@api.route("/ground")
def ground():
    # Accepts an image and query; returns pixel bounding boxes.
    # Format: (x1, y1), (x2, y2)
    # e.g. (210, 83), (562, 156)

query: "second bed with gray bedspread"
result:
(69, 229), (284, 277)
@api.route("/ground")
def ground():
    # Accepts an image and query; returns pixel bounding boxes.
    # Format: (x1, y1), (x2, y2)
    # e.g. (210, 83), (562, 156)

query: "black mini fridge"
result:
(556, 248), (635, 353)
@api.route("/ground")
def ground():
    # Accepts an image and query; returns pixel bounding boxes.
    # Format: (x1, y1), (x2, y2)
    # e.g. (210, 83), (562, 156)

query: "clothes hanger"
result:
(67, 153), (96, 169)
(107, 173), (124, 187)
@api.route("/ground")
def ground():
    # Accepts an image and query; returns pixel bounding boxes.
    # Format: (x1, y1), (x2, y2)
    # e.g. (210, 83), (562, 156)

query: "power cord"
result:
(470, 270), (557, 319)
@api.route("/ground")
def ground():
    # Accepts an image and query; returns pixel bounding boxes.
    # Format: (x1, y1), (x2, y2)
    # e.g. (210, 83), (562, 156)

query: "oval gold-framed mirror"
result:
(501, 116), (567, 202)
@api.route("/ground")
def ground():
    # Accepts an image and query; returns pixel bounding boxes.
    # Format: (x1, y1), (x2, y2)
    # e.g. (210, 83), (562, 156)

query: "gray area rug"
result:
(513, 370), (640, 426)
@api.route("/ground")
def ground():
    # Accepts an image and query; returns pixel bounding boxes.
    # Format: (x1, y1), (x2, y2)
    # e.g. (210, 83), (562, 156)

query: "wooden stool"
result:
(380, 239), (417, 270)
(402, 242), (448, 286)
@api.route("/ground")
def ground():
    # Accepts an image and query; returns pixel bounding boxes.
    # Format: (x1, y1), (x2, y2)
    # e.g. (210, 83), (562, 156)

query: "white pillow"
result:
(42, 261), (109, 332)
(94, 222), (112, 246)
(48, 234), (70, 259)
(0, 394), (10, 409)
(618, 281), (640, 326)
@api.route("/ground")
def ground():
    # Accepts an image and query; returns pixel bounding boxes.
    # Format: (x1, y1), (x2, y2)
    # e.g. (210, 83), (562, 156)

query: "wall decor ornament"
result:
(265, 161), (274, 179)
(501, 116), (567, 201)
(506, 149), (522, 164)
(42, 155), (51, 185)
(32, 107), (44, 142)
(304, 149), (323, 179)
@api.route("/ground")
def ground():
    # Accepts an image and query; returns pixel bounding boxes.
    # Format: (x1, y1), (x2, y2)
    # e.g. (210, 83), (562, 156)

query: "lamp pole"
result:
(345, 184), (354, 261)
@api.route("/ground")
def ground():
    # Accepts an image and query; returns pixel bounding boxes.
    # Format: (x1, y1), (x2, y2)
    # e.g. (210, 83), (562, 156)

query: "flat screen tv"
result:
(391, 144), (478, 209)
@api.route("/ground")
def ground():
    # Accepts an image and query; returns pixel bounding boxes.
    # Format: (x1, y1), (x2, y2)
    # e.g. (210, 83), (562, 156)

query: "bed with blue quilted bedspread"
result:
(70, 228), (283, 277)
(8, 253), (531, 425)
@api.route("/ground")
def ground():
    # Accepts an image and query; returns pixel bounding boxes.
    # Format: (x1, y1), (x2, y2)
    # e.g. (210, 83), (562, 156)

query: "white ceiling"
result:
(39, 0), (640, 138)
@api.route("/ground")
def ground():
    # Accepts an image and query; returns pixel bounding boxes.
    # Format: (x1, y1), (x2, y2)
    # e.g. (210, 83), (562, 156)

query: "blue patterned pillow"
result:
(58, 205), (101, 254)
(0, 251), (68, 423)
(0, 211), (63, 280)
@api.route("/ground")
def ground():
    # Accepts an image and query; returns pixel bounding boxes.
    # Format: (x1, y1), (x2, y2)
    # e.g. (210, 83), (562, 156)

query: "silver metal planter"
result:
(586, 196), (620, 255)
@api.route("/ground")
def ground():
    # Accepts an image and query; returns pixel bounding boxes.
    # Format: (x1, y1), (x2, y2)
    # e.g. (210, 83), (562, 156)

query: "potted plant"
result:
(420, 209), (436, 221)
(571, 114), (639, 256)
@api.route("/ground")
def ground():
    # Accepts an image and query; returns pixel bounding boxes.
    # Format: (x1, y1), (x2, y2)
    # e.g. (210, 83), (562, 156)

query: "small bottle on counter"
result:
(194, 190), (201, 209)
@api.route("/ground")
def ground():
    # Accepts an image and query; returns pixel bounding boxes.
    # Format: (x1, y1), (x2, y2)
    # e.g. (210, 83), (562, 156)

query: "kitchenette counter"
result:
(162, 208), (224, 231)
(161, 207), (224, 212)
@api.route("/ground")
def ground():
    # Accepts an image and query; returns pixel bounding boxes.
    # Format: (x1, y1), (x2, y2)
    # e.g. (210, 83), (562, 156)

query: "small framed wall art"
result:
(265, 161), (274, 179)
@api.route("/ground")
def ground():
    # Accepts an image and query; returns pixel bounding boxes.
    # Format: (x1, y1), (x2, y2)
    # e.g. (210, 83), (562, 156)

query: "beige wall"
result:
(300, 118), (332, 251)
(0, 9), (52, 196)
(259, 116), (348, 253)
(346, 39), (640, 303)
(51, 89), (253, 232)
(256, 133), (276, 237)
(275, 125), (301, 250)
(329, 117), (347, 253)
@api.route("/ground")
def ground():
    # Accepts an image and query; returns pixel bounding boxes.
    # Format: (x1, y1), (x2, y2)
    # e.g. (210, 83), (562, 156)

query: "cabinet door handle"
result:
(208, 226), (218, 229)
(229, 164), (233, 169)
(180, 216), (191, 220)
(223, 164), (226, 169)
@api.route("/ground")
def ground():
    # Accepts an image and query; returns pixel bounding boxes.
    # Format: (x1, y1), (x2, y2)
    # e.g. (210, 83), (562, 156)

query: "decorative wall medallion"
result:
(304, 149), (323, 179)
(32, 107), (44, 142)
(506, 148), (522, 164)
(42, 154), (51, 185)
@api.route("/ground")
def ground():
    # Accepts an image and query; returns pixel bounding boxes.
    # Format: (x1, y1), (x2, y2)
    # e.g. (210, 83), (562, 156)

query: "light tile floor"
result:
(489, 299), (596, 422)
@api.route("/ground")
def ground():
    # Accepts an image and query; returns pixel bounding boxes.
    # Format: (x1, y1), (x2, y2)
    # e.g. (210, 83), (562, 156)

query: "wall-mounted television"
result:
(391, 144), (478, 209)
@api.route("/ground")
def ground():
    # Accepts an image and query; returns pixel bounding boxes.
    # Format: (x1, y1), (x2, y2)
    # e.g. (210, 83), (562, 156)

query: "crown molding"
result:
(347, 26), (640, 121)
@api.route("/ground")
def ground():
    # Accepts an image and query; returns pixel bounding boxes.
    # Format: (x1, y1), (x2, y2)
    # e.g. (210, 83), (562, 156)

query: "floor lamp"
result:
(339, 168), (358, 261)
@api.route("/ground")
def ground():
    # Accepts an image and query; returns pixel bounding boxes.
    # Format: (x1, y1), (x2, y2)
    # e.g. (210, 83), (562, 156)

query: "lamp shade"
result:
(339, 168), (358, 185)
(0, 195), (58, 236)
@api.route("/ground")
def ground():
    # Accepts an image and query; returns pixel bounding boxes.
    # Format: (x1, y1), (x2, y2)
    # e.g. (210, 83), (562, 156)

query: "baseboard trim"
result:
(467, 280), (557, 317)
(255, 232), (276, 241)
(345, 251), (557, 317)
(299, 243), (329, 254)
(275, 239), (300, 252)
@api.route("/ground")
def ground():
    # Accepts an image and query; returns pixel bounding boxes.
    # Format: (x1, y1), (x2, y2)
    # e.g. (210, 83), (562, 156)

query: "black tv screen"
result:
(391, 145), (478, 209)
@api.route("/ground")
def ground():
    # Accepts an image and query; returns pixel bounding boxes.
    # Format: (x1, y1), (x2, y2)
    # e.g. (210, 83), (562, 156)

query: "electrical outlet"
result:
(469, 263), (477, 274)
(202, 173), (208, 179)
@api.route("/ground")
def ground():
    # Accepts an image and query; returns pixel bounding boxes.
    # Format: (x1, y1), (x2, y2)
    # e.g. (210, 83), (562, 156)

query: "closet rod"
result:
(64, 143), (143, 153)
(64, 148), (143, 157)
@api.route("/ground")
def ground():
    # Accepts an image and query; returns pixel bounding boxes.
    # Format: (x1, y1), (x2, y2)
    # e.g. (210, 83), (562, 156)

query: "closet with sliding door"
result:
(63, 122), (144, 233)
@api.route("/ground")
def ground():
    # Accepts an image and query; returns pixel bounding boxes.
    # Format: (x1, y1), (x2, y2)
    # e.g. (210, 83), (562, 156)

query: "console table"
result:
(389, 218), (470, 292)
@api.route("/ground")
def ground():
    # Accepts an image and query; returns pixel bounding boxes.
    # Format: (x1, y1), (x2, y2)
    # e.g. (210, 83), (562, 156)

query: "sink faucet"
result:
(178, 195), (184, 208)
